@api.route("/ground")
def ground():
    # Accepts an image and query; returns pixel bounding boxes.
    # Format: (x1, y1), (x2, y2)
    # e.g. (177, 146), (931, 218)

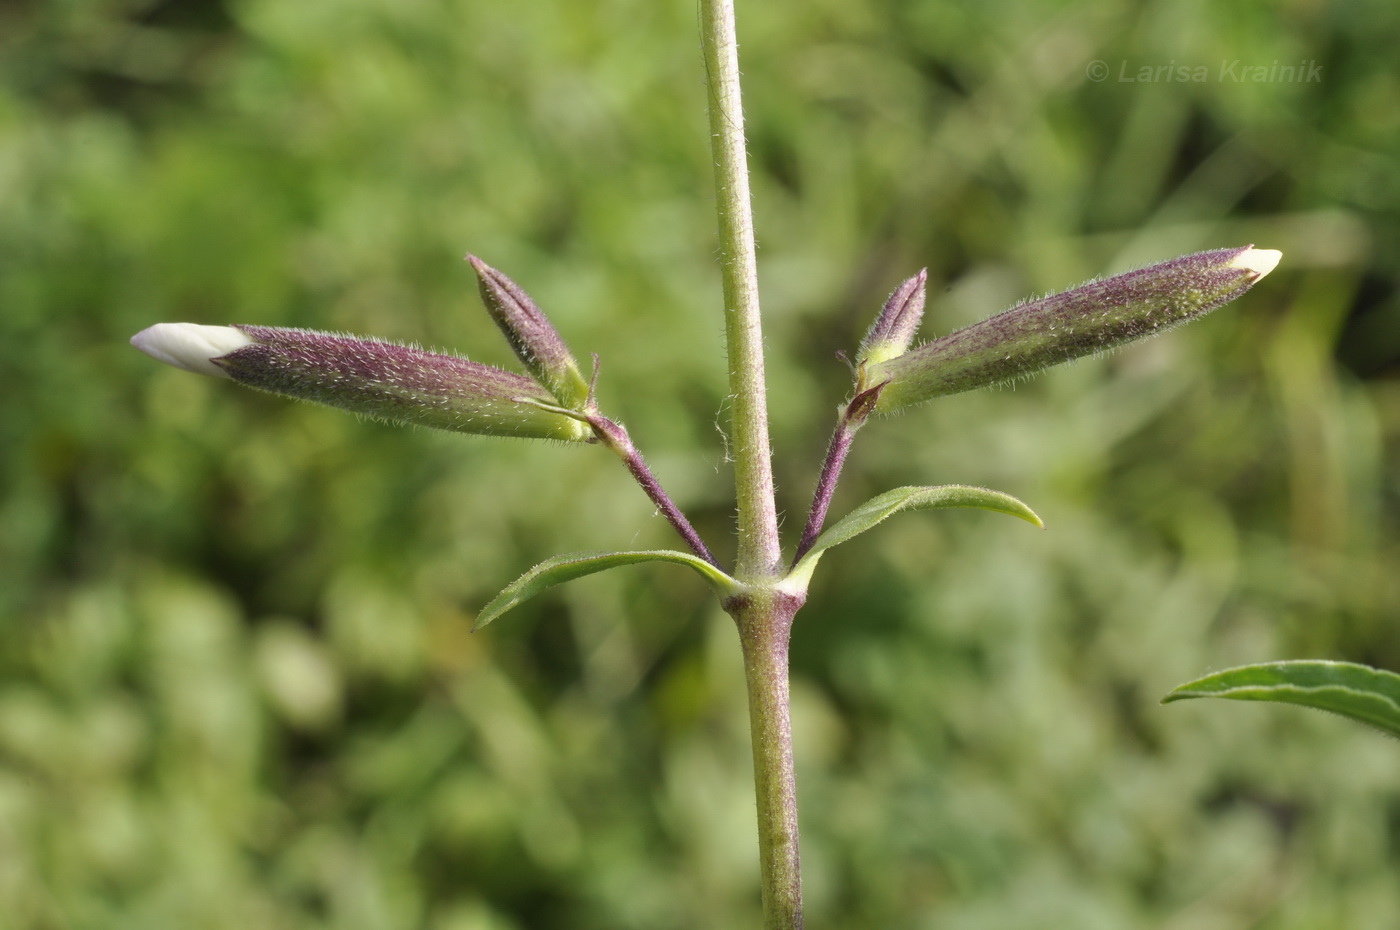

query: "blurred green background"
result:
(3, 0), (1399, 927)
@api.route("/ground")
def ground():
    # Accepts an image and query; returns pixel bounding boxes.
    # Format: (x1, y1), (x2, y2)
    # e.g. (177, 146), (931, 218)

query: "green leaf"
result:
(1163, 660), (1400, 738)
(475, 550), (741, 630)
(787, 485), (1043, 588)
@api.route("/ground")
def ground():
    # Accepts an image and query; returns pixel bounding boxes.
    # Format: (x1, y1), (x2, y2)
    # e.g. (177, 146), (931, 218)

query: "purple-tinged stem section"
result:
(588, 415), (721, 569)
(792, 381), (885, 565)
(790, 269), (927, 565)
(793, 423), (854, 565)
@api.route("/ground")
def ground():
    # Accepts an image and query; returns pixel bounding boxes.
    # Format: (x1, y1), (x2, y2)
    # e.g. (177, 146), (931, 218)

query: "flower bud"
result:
(130, 322), (254, 378)
(868, 246), (1281, 412)
(467, 255), (591, 410)
(131, 323), (592, 442)
(856, 269), (927, 369)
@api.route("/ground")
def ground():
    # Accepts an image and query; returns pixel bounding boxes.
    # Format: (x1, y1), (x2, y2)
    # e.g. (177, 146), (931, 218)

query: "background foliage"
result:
(3, 0), (1399, 927)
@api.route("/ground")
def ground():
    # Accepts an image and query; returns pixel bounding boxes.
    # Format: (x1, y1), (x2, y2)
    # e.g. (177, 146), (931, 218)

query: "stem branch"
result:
(589, 415), (720, 568)
(793, 419), (857, 563)
(792, 382), (884, 564)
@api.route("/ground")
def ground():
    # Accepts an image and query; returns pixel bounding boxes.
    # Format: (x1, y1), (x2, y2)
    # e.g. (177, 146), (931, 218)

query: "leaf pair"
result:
(475, 484), (1043, 628)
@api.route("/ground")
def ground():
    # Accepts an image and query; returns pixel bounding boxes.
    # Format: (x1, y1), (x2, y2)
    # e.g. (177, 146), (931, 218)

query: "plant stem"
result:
(699, 0), (780, 581)
(587, 414), (720, 568)
(793, 418), (857, 563)
(731, 591), (806, 930)
(700, 2), (806, 925)
(793, 382), (883, 564)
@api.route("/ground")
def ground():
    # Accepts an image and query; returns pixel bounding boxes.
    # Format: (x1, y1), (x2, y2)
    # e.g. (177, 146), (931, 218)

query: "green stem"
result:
(700, 3), (803, 925)
(731, 591), (806, 930)
(699, 0), (780, 581)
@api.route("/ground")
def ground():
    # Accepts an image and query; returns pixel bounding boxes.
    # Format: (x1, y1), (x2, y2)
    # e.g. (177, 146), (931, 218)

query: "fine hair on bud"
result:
(213, 326), (592, 442)
(869, 246), (1280, 411)
(467, 256), (591, 409)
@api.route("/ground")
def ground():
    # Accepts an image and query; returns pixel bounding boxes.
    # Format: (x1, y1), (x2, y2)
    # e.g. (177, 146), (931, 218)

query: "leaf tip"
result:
(471, 601), (509, 632)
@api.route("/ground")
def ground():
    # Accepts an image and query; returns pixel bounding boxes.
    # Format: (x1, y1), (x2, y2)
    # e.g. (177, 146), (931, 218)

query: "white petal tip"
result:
(131, 323), (254, 378)
(1232, 248), (1282, 279)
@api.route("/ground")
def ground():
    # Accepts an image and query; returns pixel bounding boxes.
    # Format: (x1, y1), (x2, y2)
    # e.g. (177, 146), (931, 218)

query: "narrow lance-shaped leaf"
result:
(131, 323), (591, 441)
(468, 255), (591, 410)
(869, 246), (1281, 412)
(476, 549), (743, 630)
(787, 484), (1043, 589)
(1163, 660), (1400, 739)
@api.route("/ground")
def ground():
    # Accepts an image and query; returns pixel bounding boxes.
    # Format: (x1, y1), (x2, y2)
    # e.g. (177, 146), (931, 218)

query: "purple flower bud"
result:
(467, 255), (591, 410)
(856, 269), (927, 368)
(868, 246), (1281, 411)
(131, 323), (591, 442)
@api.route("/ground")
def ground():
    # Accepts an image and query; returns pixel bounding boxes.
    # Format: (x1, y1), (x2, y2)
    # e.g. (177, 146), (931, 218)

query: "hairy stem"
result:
(793, 383), (883, 564)
(588, 415), (720, 568)
(793, 419), (857, 564)
(700, 0), (780, 580)
(731, 592), (806, 930)
(701, 2), (805, 925)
